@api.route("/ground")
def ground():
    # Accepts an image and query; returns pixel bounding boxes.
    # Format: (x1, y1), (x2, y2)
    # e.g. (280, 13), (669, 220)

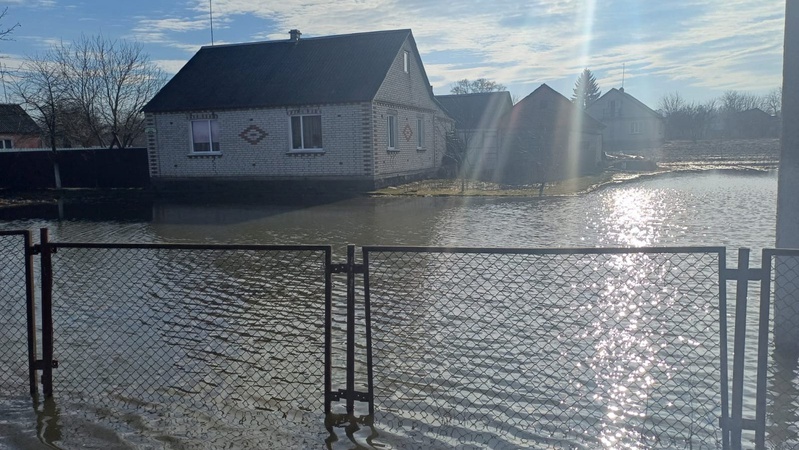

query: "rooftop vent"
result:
(289, 29), (302, 41)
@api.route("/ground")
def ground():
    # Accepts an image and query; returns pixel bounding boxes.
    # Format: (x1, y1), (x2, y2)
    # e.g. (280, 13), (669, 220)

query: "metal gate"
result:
(4, 228), (798, 448)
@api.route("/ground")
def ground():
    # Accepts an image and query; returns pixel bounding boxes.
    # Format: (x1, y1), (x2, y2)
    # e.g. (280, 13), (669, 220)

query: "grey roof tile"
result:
(144, 29), (413, 113)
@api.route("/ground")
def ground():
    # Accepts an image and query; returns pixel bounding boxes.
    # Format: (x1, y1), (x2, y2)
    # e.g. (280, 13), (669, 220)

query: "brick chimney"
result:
(289, 29), (302, 41)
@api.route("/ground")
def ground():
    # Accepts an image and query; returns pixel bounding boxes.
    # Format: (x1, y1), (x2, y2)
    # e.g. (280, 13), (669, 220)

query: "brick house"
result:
(143, 29), (452, 191)
(435, 91), (513, 180)
(586, 87), (664, 153)
(497, 84), (603, 184)
(0, 104), (42, 149)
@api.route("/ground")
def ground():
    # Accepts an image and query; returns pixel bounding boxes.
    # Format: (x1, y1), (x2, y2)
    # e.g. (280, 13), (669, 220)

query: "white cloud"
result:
(153, 59), (190, 74)
(134, 0), (784, 101)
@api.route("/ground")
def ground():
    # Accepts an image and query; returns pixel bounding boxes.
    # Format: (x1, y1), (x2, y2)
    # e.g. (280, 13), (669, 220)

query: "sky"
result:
(0, 0), (786, 109)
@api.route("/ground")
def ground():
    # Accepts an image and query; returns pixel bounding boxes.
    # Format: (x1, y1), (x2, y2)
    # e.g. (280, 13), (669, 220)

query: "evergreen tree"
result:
(571, 69), (601, 109)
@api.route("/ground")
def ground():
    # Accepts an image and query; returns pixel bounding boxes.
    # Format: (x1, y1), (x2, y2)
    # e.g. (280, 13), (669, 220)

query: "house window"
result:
(416, 118), (424, 149)
(387, 115), (397, 150)
(403, 51), (410, 73)
(0, 139), (12, 149)
(290, 115), (323, 150)
(191, 120), (220, 153)
(610, 100), (616, 117)
(630, 121), (642, 134)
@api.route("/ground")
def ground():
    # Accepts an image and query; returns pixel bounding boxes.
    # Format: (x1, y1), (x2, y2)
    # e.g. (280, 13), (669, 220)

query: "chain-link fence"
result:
(0, 231), (34, 397)
(763, 250), (799, 449)
(46, 243), (331, 447)
(363, 247), (724, 449)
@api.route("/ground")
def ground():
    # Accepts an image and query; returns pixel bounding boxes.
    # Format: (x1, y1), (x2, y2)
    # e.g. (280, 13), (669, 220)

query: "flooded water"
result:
(0, 169), (790, 449)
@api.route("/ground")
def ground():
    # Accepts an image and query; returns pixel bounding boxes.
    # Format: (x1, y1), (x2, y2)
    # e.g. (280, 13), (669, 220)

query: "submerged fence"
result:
(1, 228), (797, 448)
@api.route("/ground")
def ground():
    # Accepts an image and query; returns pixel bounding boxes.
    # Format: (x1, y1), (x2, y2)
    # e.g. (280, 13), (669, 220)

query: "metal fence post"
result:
(23, 230), (39, 397)
(324, 247), (332, 415)
(362, 247), (374, 417)
(346, 244), (356, 416)
(39, 228), (54, 397)
(731, 248), (750, 450)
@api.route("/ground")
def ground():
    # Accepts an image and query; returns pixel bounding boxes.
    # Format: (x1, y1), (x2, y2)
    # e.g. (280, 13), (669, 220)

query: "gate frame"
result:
(33, 231), (335, 412)
(0, 229), (38, 396)
(361, 245), (731, 447)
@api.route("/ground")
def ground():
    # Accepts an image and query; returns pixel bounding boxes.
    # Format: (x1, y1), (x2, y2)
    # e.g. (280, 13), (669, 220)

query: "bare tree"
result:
(0, 7), (19, 42)
(450, 78), (506, 95)
(719, 90), (763, 113)
(658, 91), (686, 116)
(56, 35), (166, 148)
(659, 92), (716, 140)
(764, 86), (782, 116)
(13, 55), (65, 188)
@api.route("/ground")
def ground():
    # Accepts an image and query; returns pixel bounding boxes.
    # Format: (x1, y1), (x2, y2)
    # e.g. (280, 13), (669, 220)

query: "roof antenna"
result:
(0, 64), (8, 103)
(621, 63), (625, 92)
(209, 0), (215, 45)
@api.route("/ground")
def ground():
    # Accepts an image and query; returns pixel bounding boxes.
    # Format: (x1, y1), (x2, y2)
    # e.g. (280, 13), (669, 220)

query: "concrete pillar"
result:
(775, 0), (799, 356)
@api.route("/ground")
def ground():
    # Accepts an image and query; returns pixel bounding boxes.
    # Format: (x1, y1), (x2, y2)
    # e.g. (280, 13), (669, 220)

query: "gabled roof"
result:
(502, 84), (604, 131)
(435, 91), (513, 129)
(736, 107), (774, 119)
(144, 29), (416, 113)
(592, 88), (661, 118)
(0, 104), (41, 134)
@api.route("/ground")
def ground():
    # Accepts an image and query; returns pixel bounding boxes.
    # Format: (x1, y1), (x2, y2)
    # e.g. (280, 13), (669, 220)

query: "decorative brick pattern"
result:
(239, 125), (268, 145)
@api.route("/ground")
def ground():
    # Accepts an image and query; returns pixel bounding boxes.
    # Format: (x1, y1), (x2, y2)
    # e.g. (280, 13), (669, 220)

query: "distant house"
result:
(143, 29), (453, 191)
(586, 88), (664, 153)
(0, 104), (42, 149)
(497, 84), (603, 184)
(435, 91), (513, 179)
(729, 108), (779, 139)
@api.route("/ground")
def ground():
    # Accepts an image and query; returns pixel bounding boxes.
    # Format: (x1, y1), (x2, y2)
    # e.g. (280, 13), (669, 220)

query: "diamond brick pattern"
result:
(239, 124), (268, 145)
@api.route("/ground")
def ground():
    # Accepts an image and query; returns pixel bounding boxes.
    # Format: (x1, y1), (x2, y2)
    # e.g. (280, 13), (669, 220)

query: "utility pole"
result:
(775, 0), (799, 356)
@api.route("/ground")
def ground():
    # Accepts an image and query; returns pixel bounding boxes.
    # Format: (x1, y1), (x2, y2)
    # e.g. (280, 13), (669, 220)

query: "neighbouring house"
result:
(435, 91), (513, 180)
(0, 104), (43, 149)
(729, 108), (780, 139)
(143, 29), (453, 192)
(497, 84), (603, 185)
(586, 87), (664, 154)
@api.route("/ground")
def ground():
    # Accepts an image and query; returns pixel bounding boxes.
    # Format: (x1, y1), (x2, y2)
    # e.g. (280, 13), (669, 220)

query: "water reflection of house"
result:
(497, 84), (603, 184)
(586, 88), (664, 154)
(435, 92), (513, 179)
(0, 104), (43, 149)
(143, 29), (452, 191)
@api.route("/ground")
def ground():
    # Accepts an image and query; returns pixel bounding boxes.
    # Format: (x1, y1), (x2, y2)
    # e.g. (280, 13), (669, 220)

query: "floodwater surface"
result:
(0, 169), (791, 449)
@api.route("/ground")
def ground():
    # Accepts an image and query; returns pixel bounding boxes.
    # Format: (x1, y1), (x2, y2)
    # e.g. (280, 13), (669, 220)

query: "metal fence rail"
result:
(42, 239), (332, 445)
(362, 246), (725, 449)
(0, 230), (36, 397)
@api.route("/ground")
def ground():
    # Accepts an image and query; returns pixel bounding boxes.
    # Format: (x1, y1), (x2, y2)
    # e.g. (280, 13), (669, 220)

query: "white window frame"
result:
(630, 121), (642, 134)
(403, 51), (410, 73)
(289, 114), (324, 152)
(387, 115), (397, 150)
(190, 119), (221, 154)
(416, 118), (424, 150)
(0, 139), (12, 149)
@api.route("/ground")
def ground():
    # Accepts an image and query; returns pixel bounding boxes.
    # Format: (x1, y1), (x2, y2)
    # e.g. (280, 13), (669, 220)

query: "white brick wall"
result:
(373, 38), (451, 180)
(150, 104), (369, 179)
